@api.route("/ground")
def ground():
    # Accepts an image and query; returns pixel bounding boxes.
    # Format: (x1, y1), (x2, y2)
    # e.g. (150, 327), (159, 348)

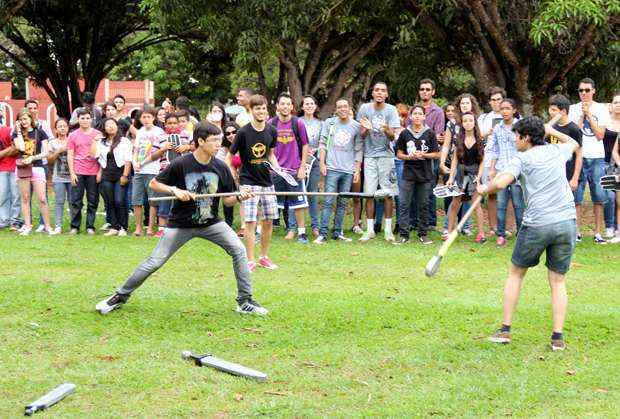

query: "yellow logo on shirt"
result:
(251, 143), (266, 158)
(277, 134), (294, 144)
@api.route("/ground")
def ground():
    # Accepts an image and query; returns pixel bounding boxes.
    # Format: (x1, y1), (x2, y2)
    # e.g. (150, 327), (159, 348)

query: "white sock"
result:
(384, 218), (392, 234)
(367, 219), (375, 233)
(257, 224), (262, 234)
(298, 227), (306, 235)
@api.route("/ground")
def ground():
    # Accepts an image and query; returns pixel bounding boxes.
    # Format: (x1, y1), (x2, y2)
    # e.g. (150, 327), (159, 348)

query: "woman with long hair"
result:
(47, 118), (72, 233)
(12, 108), (52, 235)
(91, 118), (132, 236)
(445, 112), (486, 242)
(299, 95), (323, 237)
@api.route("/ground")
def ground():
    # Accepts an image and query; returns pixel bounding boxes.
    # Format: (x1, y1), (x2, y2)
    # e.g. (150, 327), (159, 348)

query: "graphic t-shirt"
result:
(319, 117), (363, 174)
(67, 128), (101, 175)
(133, 126), (164, 175)
(270, 117), (309, 172)
(547, 122), (582, 180)
(166, 130), (192, 163)
(48, 138), (71, 182)
(568, 101), (611, 159)
(229, 123), (277, 187)
(0, 126), (17, 171)
(396, 126), (438, 183)
(156, 154), (236, 228)
(302, 117), (323, 151)
(13, 129), (48, 168)
(356, 102), (400, 158)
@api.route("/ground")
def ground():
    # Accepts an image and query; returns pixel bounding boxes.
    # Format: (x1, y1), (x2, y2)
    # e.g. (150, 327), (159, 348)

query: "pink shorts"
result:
(17, 166), (46, 182)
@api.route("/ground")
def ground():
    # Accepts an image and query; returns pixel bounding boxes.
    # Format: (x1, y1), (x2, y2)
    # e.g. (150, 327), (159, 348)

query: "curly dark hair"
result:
(512, 116), (546, 146)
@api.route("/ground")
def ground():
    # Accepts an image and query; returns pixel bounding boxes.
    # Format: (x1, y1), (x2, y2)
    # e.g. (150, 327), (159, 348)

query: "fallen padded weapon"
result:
(25, 383), (76, 416)
(181, 351), (267, 381)
(425, 195), (483, 277)
(263, 161), (298, 186)
(601, 174), (619, 191)
(150, 189), (393, 202)
(433, 184), (464, 198)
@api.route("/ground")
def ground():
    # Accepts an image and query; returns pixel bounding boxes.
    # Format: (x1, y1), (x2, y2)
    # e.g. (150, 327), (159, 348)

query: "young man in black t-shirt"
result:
(228, 94), (282, 272)
(394, 105), (439, 244)
(96, 123), (267, 316)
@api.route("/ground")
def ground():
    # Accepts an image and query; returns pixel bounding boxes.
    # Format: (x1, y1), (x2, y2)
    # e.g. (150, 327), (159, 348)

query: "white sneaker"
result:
(19, 226), (32, 236)
(99, 223), (111, 231)
(313, 235), (327, 244)
(117, 229), (127, 237)
(352, 225), (363, 235)
(53, 226), (62, 235)
(236, 299), (268, 316)
(359, 231), (376, 242)
(609, 235), (620, 244)
(104, 229), (119, 237)
(335, 234), (352, 242)
(35, 225), (46, 233)
(48, 227), (60, 235)
(96, 293), (129, 314)
(604, 228), (615, 239)
(384, 232), (396, 242)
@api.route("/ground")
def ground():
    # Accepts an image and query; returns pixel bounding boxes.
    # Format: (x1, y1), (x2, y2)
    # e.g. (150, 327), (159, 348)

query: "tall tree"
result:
(404, 0), (619, 112)
(0, 0), (172, 117)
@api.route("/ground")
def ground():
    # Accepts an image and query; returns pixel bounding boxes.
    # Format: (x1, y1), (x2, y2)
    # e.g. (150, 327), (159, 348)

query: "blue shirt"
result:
(486, 121), (517, 172)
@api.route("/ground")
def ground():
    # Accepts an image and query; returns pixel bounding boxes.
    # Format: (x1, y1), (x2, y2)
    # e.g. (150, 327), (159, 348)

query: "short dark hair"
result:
(164, 113), (178, 122)
(549, 94), (571, 112)
(578, 78), (596, 88)
(176, 109), (189, 120)
(277, 93), (292, 104)
(141, 107), (157, 118)
(419, 78), (436, 90)
(175, 96), (191, 109)
(373, 81), (388, 90)
(24, 99), (38, 107)
(81, 91), (95, 105)
(193, 122), (222, 147)
(500, 98), (517, 109)
(113, 94), (126, 103)
(410, 104), (426, 114)
(249, 94), (267, 108)
(513, 116), (546, 146)
(237, 87), (254, 96)
(488, 86), (506, 99)
(76, 108), (91, 118)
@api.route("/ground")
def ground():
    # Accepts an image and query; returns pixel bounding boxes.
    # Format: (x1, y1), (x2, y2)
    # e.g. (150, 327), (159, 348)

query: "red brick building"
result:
(0, 78), (154, 128)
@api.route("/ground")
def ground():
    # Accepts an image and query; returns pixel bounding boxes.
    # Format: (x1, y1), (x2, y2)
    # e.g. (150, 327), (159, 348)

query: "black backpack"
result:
(268, 116), (304, 159)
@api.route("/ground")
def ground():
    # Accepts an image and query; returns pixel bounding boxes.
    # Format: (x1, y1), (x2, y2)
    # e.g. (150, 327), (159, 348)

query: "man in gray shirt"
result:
(357, 82), (400, 242)
(315, 99), (363, 243)
(477, 116), (579, 352)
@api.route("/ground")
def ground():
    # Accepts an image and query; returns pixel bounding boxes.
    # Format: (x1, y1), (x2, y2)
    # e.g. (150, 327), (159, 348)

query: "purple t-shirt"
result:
(424, 102), (445, 136)
(271, 117), (308, 171)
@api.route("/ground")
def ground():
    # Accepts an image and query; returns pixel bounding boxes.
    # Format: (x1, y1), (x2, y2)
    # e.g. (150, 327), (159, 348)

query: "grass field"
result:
(0, 217), (618, 417)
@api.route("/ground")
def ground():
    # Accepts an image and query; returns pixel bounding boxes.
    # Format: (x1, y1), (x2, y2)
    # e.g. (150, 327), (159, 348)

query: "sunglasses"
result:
(225, 130), (236, 136)
(578, 88), (592, 93)
(419, 88), (432, 92)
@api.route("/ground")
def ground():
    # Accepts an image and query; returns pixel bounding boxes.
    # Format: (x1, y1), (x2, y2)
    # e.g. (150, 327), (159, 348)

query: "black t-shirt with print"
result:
(12, 129), (48, 167)
(396, 128), (439, 183)
(548, 122), (582, 180)
(156, 153), (236, 228)
(229, 123), (277, 187)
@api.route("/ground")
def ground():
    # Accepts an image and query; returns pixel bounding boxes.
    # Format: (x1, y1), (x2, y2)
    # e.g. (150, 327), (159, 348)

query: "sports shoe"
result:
(334, 234), (352, 242)
(118, 228), (127, 237)
(604, 228), (615, 239)
(258, 256), (278, 270)
(359, 231), (376, 242)
(19, 225), (32, 236)
(35, 224), (46, 233)
(488, 329), (511, 344)
(609, 235), (620, 244)
(496, 236), (507, 247)
(551, 339), (566, 351)
(87, 228), (96, 235)
(384, 232), (396, 242)
(104, 229), (119, 237)
(51, 226), (62, 235)
(48, 227), (60, 235)
(69, 228), (78, 235)
(475, 232), (486, 243)
(247, 261), (256, 273)
(462, 227), (472, 236)
(419, 235), (433, 245)
(236, 299), (268, 316)
(351, 225), (363, 235)
(10, 224), (21, 231)
(297, 233), (309, 244)
(99, 222), (111, 231)
(392, 237), (409, 245)
(576, 233), (582, 242)
(594, 234), (607, 244)
(314, 235), (327, 244)
(96, 293), (129, 314)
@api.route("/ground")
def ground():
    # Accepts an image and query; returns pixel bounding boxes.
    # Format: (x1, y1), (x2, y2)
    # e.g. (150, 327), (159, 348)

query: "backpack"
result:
(268, 116), (304, 159)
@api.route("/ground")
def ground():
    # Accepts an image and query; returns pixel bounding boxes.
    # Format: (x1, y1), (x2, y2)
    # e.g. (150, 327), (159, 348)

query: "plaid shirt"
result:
(485, 121), (517, 172)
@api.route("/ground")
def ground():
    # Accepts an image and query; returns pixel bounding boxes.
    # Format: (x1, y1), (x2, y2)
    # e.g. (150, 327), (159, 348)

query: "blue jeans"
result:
(393, 159), (404, 225)
(575, 158), (606, 204)
(320, 170), (353, 237)
(603, 163), (616, 230)
(288, 159), (320, 231)
(101, 179), (128, 230)
(53, 182), (71, 228)
(497, 182), (524, 237)
(0, 171), (21, 227)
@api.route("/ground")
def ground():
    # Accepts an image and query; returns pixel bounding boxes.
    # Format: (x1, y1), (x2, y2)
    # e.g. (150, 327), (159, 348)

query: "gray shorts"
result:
(511, 219), (577, 274)
(363, 156), (398, 196)
(132, 173), (156, 206)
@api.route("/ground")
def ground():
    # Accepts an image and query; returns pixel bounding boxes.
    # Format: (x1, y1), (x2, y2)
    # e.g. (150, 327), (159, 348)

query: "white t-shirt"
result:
(568, 101), (610, 159)
(133, 126), (165, 175)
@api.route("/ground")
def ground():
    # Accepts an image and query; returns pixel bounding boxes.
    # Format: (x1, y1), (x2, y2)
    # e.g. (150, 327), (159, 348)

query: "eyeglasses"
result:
(578, 88), (592, 93)
(225, 130), (236, 136)
(419, 88), (432, 92)
(490, 97), (502, 101)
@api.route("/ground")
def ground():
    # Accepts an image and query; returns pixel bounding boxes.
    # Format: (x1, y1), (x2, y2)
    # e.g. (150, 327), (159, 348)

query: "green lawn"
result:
(0, 221), (618, 417)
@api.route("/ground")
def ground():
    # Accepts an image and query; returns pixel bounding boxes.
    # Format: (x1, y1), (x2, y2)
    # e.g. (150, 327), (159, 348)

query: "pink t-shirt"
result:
(68, 128), (102, 175)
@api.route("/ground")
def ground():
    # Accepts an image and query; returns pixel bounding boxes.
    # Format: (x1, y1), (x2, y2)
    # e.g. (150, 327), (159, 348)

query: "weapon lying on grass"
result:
(25, 383), (76, 416)
(181, 351), (267, 381)
(433, 184), (464, 198)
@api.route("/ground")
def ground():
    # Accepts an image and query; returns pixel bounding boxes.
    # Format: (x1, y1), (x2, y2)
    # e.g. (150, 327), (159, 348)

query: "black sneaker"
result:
(95, 293), (129, 314)
(419, 236), (433, 245)
(392, 237), (409, 245)
(236, 299), (268, 316)
(551, 339), (566, 351)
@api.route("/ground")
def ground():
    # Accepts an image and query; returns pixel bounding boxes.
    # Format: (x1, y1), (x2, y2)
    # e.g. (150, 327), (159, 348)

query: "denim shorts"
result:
(511, 219), (577, 274)
(574, 158), (606, 204)
(131, 173), (156, 206)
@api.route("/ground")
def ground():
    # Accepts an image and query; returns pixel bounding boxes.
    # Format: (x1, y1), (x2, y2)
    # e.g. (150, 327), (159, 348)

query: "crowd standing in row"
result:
(1, 79), (619, 269)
